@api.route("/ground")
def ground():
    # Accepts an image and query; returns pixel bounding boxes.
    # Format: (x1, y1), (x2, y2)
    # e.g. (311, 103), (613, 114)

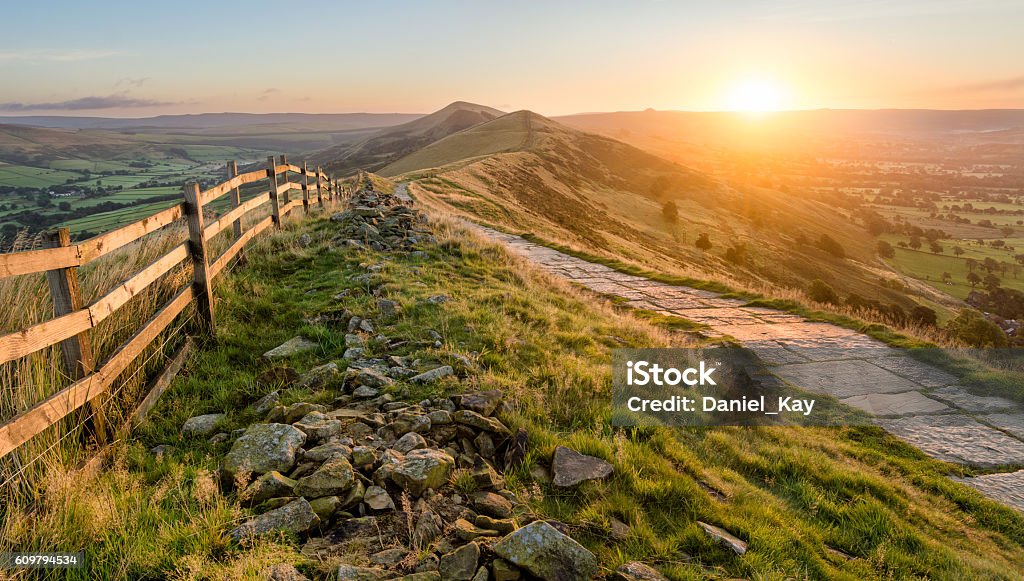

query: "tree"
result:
(661, 200), (678, 224)
(816, 234), (846, 259)
(967, 271), (982, 288)
(984, 273), (1001, 291)
(908, 235), (922, 250)
(877, 240), (895, 258)
(808, 279), (840, 304)
(929, 241), (943, 254)
(941, 271), (952, 283)
(954, 246), (965, 257)
(946, 310), (1008, 348)
(695, 233), (712, 252)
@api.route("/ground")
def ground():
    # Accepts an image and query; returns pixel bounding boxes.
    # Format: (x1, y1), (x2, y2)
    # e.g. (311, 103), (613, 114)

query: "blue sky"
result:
(2, 0), (1022, 115)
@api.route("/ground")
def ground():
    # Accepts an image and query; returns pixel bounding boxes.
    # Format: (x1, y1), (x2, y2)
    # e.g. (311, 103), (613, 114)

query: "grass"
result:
(3, 212), (1023, 579)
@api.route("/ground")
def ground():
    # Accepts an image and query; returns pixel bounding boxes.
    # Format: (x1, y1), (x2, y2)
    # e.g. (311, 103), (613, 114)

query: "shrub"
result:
(910, 306), (938, 326)
(946, 310), (1008, 348)
(816, 234), (846, 258)
(877, 240), (895, 258)
(695, 233), (712, 251)
(808, 279), (840, 304)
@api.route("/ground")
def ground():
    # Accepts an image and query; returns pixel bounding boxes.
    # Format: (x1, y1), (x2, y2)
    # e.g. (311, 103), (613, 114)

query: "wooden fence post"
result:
(44, 227), (105, 439)
(227, 160), (243, 238)
(279, 155), (290, 205)
(316, 166), (324, 209)
(267, 156), (282, 229)
(301, 162), (310, 214)
(183, 182), (216, 335)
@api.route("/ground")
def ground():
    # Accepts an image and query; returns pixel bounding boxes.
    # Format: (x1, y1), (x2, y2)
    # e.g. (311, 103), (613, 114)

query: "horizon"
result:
(2, 1), (1023, 116)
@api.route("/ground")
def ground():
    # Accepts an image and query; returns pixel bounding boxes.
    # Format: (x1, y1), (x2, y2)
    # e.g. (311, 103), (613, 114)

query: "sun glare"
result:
(725, 78), (786, 113)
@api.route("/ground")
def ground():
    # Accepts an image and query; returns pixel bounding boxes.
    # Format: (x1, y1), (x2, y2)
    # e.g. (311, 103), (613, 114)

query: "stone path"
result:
(476, 226), (1024, 510)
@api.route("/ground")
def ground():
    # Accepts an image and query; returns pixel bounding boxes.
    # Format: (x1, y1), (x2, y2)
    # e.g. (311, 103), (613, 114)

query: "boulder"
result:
(613, 562), (669, 581)
(392, 413), (431, 435)
(336, 565), (389, 581)
(353, 385), (380, 398)
(264, 336), (318, 359)
(391, 449), (455, 496)
(304, 441), (352, 463)
(253, 391), (282, 415)
(428, 410), (452, 425)
(182, 413), (225, 437)
(410, 366), (454, 384)
(439, 542), (480, 581)
(472, 491), (513, 519)
(394, 432), (428, 454)
(243, 471), (297, 506)
(491, 559), (521, 581)
(284, 402), (327, 424)
(295, 457), (355, 498)
(297, 362), (339, 389)
(377, 299), (401, 318)
(697, 521), (747, 555)
(309, 496), (341, 521)
(263, 563), (309, 581)
(453, 410), (509, 435)
(228, 498), (319, 541)
(492, 521), (598, 581)
(551, 446), (613, 488)
(363, 486), (396, 511)
(224, 423), (307, 479)
(294, 411), (343, 444)
(413, 511), (444, 549)
(350, 368), (394, 389)
(459, 390), (503, 416)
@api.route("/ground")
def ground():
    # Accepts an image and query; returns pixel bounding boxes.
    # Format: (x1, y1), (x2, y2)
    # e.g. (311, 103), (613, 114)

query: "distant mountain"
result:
(313, 102), (505, 175)
(0, 112), (421, 133)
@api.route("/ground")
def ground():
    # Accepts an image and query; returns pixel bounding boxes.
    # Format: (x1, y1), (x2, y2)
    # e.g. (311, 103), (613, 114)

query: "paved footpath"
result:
(477, 227), (1024, 511)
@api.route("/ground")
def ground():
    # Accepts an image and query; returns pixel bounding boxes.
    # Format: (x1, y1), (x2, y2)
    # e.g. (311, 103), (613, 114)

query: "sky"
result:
(1, 0), (1023, 117)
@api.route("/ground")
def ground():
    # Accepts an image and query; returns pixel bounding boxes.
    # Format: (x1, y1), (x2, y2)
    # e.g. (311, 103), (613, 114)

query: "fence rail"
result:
(0, 156), (347, 459)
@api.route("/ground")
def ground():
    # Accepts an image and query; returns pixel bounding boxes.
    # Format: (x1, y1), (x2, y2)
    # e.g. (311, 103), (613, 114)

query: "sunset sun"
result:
(725, 77), (787, 113)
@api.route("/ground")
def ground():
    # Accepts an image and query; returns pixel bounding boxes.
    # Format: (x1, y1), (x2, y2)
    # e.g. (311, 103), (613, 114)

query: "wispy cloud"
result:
(115, 77), (150, 88)
(0, 93), (177, 111)
(256, 88), (280, 102)
(948, 75), (1024, 93)
(0, 49), (122, 63)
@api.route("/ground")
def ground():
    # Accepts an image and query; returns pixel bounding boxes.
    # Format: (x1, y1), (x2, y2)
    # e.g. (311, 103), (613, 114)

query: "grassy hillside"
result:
(4, 206), (1022, 579)
(390, 111), (938, 325)
(314, 102), (505, 176)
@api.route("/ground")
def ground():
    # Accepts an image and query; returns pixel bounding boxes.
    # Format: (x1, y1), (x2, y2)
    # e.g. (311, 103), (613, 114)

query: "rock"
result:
(364, 486), (396, 511)
(264, 336), (318, 359)
(294, 411), (343, 444)
(298, 233), (313, 248)
(351, 446), (377, 467)
(428, 410), (453, 425)
(253, 391), (281, 415)
(474, 432), (495, 458)
(503, 428), (528, 469)
(391, 449), (455, 497)
(459, 390), (503, 416)
(209, 432), (229, 444)
(394, 432), (428, 454)
(426, 295), (451, 304)
(491, 559), (520, 581)
(285, 402), (327, 424)
(304, 441), (352, 463)
(471, 567), (488, 581)
(410, 366), (454, 384)
(228, 498), (319, 541)
(472, 491), (513, 519)
(339, 480), (366, 510)
(529, 465), (551, 485)
(309, 496), (341, 521)
(257, 367), (300, 389)
(475, 515), (516, 535)
(370, 548), (408, 567)
(298, 362), (339, 389)
(404, 574), (440, 581)
(413, 510), (444, 549)
(609, 517), (631, 541)
(392, 413), (431, 436)
(343, 347), (365, 359)
(551, 446), (613, 488)
(244, 471), (297, 506)
(182, 413), (225, 437)
(353, 385), (380, 398)
(493, 521), (598, 581)
(377, 299), (401, 318)
(697, 521), (747, 555)
(350, 368), (394, 389)
(224, 423), (307, 479)
(264, 563), (309, 581)
(453, 410), (510, 435)
(454, 518), (501, 541)
(439, 542), (480, 581)
(151, 444), (175, 459)
(472, 457), (503, 489)
(336, 565), (389, 580)
(295, 457), (355, 498)
(613, 562), (669, 581)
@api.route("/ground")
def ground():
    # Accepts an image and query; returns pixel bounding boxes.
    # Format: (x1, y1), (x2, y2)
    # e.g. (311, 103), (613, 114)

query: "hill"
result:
(0, 112), (421, 133)
(313, 101), (505, 175)
(387, 110), (939, 318)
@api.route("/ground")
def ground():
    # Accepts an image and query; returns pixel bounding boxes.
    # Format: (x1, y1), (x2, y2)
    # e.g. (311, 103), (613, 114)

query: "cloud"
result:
(256, 88), (280, 102)
(948, 75), (1024, 93)
(0, 93), (177, 111)
(115, 77), (150, 88)
(0, 49), (121, 63)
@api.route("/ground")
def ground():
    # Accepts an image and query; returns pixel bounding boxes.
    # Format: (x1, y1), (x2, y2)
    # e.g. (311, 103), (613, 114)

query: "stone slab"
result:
(840, 391), (949, 416)
(955, 470), (1024, 512)
(772, 360), (922, 398)
(876, 414), (1024, 468)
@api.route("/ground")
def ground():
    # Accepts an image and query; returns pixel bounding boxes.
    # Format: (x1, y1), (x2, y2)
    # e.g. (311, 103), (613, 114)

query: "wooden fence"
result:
(0, 156), (346, 459)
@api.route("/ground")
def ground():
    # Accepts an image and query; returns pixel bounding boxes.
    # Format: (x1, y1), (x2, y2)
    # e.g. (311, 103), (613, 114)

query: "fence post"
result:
(267, 156), (282, 229)
(43, 227), (105, 439)
(183, 182), (216, 335)
(227, 160), (243, 238)
(279, 155), (290, 206)
(316, 166), (324, 209)
(301, 162), (310, 214)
